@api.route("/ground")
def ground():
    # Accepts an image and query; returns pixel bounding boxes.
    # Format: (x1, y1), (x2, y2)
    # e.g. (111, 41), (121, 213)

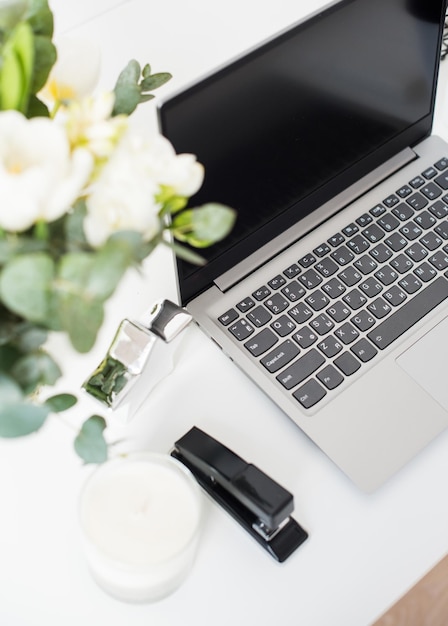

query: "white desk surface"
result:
(2, 1), (448, 624)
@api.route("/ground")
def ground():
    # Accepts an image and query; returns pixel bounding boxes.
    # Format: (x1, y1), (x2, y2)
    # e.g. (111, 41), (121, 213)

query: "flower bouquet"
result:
(0, 0), (236, 461)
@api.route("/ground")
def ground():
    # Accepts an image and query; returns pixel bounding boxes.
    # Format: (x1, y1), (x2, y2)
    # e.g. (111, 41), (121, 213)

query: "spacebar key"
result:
(367, 276), (448, 350)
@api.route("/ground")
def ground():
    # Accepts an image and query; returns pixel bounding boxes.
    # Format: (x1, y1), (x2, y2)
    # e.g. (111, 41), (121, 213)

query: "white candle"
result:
(79, 453), (203, 603)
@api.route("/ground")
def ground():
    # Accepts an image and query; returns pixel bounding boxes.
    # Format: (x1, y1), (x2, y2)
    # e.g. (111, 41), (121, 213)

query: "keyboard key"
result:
(422, 166), (437, 179)
(434, 171), (448, 190)
(314, 243), (331, 257)
(342, 223), (359, 237)
(284, 263), (301, 278)
(342, 288), (368, 310)
(219, 309), (239, 326)
(396, 185), (413, 198)
(331, 245), (355, 266)
(229, 319), (255, 341)
(383, 195), (399, 208)
(399, 274), (422, 294)
(356, 213), (373, 227)
(347, 234), (370, 254)
(276, 349), (325, 389)
(252, 286), (271, 301)
(383, 285), (407, 306)
(261, 340), (300, 373)
(281, 281), (306, 302)
(390, 254), (413, 274)
(429, 200), (448, 219)
(270, 315), (296, 337)
(378, 214), (400, 232)
(392, 202), (414, 221)
(334, 352), (361, 376)
(362, 224), (385, 243)
(314, 257), (339, 277)
(420, 182), (442, 201)
(405, 243), (428, 262)
(413, 262), (437, 282)
(334, 322), (359, 345)
(409, 175), (425, 189)
(293, 379), (327, 409)
(435, 157), (448, 171)
(371, 203), (386, 216)
(351, 310), (376, 331)
(338, 266), (362, 286)
(350, 338), (378, 363)
(384, 232), (407, 252)
(367, 276), (448, 349)
(298, 254), (316, 268)
(322, 277), (346, 298)
(264, 294), (289, 314)
(435, 222), (448, 239)
(317, 365), (344, 390)
(293, 326), (318, 348)
(237, 297), (255, 313)
(367, 297), (392, 319)
(326, 301), (351, 322)
(268, 274), (287, 289)
(369, 242), (393, 262)
(406, 192), (428, 210)
(306, 289), (330, 311)
(309, 313), (335, 335)
(374, 265), (399, 285)
(244, 328), (278, 356)
(299, 269), (323, 289)
(414, 211), (436, 230)
(359, 277), (383, 298)
(288, 302), (313, 324)
(317, 336), (343, 358)
(328, 233), (345, 247)
(354, 254), (378, 274)
(420, 232), (443, 251)
(247, 305), (272, 327)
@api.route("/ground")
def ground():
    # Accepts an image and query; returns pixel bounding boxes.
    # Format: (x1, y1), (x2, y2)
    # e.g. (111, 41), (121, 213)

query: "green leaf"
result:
(0, 0), (28, 31)
(140, 72), (172, 92)
(29, 34), (56, 95)
(11, 350), (62, 393)
(25, 0), (54, 37)
(0, 344), (21, 373)
(112, 59), (142, 116)
(74, 415), (108, 464)
(0, 252), (54, 323)
(14, 325), (48, 351)
(0, 401), (49, 437)
(166, 241), (206, 266)
(0, 21), (34, 112)
(0, 373), (23, 406)
(44, 393), (77, 413)
(172, 203), (237, 248)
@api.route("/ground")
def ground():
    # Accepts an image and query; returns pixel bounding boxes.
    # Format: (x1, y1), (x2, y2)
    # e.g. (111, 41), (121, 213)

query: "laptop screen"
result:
(158, 0), (446, 304)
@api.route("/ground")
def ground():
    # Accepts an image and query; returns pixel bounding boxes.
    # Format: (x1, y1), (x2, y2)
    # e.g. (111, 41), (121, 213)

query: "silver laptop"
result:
(158, 0), (448, 492)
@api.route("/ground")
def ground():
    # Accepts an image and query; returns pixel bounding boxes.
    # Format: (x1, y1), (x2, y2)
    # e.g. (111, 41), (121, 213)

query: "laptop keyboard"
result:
(218, 156), (448, 410)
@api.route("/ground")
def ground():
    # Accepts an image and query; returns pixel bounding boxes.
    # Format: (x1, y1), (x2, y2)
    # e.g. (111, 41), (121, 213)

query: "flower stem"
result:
(34, 220), (49, 240)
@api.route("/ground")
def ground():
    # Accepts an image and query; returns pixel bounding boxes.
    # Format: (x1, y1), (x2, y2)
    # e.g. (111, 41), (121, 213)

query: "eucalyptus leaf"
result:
(44, 393), (77, 413)
(140, 72), (172, 92)
(0, 252), (54, 323)
(25, 0), (54, 37)
(0, 401), (49, 437)
(166, 241), (206, 266)
(112, 59), (142, 116)
(11, 350), (62, 393)
(172, 204), (236, 248)
(57, 292), (104, 353)
(0, 373), (23, 406)
(0, 344), (21, 373)
(74, 415), (108, 463)
(29, 33), (56, 96)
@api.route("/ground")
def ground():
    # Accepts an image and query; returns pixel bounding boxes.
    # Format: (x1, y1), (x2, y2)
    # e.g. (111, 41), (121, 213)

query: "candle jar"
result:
(79, 452), (203, 603)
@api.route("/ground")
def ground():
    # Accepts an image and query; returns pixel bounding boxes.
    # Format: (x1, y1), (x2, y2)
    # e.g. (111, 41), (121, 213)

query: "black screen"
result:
(159, 0), (446, 304)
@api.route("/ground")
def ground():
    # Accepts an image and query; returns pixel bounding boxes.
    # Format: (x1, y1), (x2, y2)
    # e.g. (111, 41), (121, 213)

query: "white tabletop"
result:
(2, 1), (448, 624)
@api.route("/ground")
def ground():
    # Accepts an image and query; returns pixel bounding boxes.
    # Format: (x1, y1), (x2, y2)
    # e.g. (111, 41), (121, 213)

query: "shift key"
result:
(367, 276), (448, 350)
(276, 349), (325, 389)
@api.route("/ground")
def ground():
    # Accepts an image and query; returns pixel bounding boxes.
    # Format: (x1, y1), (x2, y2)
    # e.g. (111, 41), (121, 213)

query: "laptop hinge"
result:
(214, 147), (417, 293)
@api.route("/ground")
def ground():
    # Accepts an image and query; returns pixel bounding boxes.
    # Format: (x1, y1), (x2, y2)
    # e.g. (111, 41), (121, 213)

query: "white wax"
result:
(79, 453), (203, 603)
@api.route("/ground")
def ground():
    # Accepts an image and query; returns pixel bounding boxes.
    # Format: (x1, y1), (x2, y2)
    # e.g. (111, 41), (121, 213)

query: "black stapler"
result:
(171, 427), (308, 562)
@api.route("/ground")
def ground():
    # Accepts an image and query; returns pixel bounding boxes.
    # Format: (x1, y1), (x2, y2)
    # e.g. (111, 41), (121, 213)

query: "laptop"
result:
(158, 0), (448, 492)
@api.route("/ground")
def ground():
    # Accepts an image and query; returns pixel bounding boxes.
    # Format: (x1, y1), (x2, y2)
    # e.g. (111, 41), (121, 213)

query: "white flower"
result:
(0, 110), (93, 232)
(84, 133), (161, 247)
(131, 133), (204, 197)
(83, 129), (205, 247)
(39, 37), (101, 103)
(65, 92), (128, 159)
